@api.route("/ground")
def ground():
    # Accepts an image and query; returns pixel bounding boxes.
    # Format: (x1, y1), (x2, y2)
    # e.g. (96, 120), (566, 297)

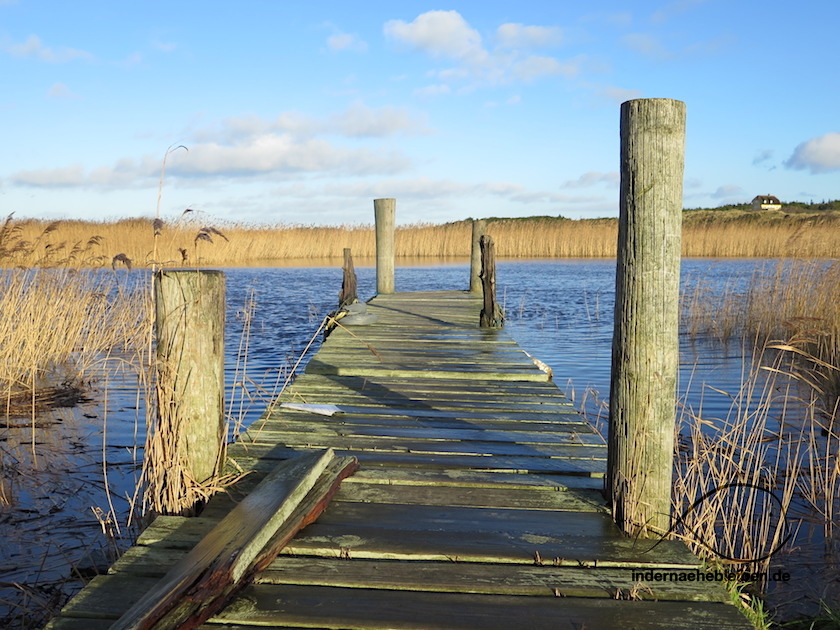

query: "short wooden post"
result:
(338, 248), (357, 308)
(608, 98), (685, 537)
(374, 198), (396, 294)
(479, 235), (503, 328)
(152, 270), (226, 513)
(469, 219), (486, 293)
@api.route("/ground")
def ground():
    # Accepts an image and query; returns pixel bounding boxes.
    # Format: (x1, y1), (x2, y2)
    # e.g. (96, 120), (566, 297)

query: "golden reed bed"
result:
(2, 211), (838, 268)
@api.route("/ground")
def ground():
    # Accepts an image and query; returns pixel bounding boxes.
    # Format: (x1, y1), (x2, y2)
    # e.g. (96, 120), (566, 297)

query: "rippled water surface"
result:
(0, 258), (832, 625)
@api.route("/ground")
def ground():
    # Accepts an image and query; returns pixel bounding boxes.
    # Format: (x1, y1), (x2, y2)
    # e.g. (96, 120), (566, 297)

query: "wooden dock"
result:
(48, 290), (754, 629)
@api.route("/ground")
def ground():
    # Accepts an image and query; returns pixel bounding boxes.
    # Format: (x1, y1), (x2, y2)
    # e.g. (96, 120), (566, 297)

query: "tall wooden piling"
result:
(152, 269), (226, 513)
(608, 98), (685, 537)
(469, 219), (486, 293)
(374, 198), (396, 294)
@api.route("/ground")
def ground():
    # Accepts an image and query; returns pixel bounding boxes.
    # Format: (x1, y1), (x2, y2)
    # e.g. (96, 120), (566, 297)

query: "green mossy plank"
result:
(257, 557), (731, 602)
(233, 431), (606, 460)
(303, 362), (551, 382)
(284, 374), (566, 394)
(265, 405), (584, 423)
(225, 444), (606, 476)
(333, 483), (608, 513)
(45, 617), (118, 629)
(208, 584), (754, 629)
(342, 467), (605, 491)
(251, 424), (604, 446)
(283, 525), (698, 568)
(135, 515), (219, 549)
(50, 574), (158, 620)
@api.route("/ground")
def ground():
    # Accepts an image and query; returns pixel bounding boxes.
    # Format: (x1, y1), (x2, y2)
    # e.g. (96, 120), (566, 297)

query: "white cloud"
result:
(495, 23), (563, 49)
(785, 133), (840, 173)
(384, 10), (487, 64)
(562, 171), (620, 189)
(11, 104), (423, 189)
(327, 102), (429, 137)
(13, 164), (87, 187)
(194, 103), (430, 144)
(327, 32), (368, 53)
(168, 135), (410, 178)
(384, 11), (579, 89)
(1, 34), (93, 62)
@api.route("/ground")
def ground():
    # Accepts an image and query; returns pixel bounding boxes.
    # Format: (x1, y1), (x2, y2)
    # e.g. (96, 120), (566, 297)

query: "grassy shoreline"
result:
(3, 206), (838, 268)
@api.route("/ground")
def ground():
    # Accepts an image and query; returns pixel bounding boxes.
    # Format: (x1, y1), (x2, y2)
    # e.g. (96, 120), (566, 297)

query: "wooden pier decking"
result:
(47, 290), (754, 629)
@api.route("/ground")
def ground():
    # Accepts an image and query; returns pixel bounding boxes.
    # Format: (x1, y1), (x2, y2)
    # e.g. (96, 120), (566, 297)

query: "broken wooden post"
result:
(479, 235), (503, 328)
(338, 247), (357, 308)
(608, 98), (685, 538)
(469, 219), (486, 293)
(151, 269), (226, 515)
(374, 198), (395, 294)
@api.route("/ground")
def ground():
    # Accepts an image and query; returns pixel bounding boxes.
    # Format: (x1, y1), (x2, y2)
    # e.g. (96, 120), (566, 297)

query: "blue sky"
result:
(1, 1), (838, 226)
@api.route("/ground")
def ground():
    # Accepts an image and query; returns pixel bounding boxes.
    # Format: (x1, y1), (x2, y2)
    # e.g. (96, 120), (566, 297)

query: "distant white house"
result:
(751, 194), (782, 211)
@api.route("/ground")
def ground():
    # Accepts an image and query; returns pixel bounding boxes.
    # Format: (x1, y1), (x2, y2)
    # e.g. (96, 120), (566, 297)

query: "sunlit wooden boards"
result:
(310, 291), (551, 381)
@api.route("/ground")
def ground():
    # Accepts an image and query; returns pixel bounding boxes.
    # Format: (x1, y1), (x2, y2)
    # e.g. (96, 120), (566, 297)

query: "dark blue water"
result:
(0, 258), (827, 625)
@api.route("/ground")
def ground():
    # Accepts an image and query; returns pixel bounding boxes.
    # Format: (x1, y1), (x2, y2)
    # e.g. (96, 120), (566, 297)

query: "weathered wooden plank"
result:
(45, 617), (117, 629)
(271, 400), (581, 417)
(208, 584), (755, 629)
(304, 361), (552, 382)
(257, 557), (731, 602)
(235, 433), (606, 462)
(333, 483), (608, 513)
(110, 450), (345, 630)
(283, 373), (568, 395)
(343, 467), (605, 491)
(283, 525), (699, 568)
(251, 424), (604, 446)
(225, 444), (606, 476)
(255, 418), (595, 439)
(263, 405), (587, 424)
(222, 461), (605, 490)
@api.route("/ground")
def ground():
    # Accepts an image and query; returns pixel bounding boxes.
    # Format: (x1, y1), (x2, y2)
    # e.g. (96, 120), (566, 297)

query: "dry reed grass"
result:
(3, 211), (837, 267)
(0, 217), (150, 420)
(684, 260), (840, 405)
(677, 259), (840, 622)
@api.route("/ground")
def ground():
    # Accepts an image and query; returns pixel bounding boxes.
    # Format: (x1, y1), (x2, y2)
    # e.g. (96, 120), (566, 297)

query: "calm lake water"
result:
(0, 258), (834, 625)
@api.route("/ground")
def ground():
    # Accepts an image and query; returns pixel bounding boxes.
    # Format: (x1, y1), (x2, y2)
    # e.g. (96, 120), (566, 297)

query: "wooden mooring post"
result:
(374, 198), (395, 294)
(608, 98), (685, 537)
(338, 247), (357, 308)
(152, 269), (226, 514)
(479, 234), (504, 328)
(469, 219), (486, 293)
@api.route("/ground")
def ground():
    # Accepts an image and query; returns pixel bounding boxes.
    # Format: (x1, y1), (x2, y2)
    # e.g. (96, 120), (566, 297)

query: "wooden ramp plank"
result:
(207, 584), (755, 629)
(224, 444), (607, 476)
(257, 557), (731, 602)
(109, 451), (357, 630)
